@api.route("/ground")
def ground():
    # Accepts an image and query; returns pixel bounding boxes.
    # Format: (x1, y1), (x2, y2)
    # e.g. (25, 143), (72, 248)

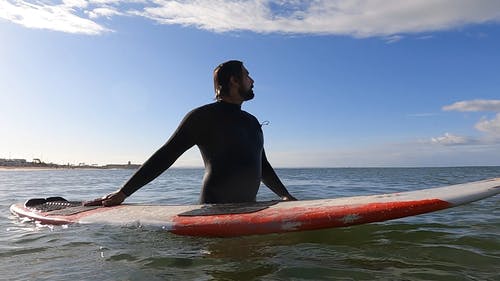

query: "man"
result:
(85, 60), (296, 207)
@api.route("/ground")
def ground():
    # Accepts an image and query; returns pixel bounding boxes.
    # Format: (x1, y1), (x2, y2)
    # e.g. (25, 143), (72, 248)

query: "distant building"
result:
(104, 163), (141, 169)
(0, 158), (28, 166)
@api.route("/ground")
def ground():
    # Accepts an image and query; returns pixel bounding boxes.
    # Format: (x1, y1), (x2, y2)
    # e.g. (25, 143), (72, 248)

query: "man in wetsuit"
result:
(85, 60), (296, 207)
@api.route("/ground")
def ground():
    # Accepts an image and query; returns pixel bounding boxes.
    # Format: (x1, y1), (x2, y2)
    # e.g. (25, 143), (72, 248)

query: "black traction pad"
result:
(24, 197), (101, 216)
(178, 201), (279, 217)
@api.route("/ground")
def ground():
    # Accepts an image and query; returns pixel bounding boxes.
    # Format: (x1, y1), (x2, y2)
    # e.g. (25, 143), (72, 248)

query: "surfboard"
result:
(10, 178), (500, 237)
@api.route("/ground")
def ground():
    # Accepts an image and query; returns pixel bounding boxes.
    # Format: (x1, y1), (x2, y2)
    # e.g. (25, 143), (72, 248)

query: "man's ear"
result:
(229, 75), (240, 87)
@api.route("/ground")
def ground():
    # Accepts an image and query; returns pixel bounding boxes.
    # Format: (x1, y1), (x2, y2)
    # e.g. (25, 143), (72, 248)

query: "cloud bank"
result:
(1, 0), (500, 36)
(433, 99), (500, 146)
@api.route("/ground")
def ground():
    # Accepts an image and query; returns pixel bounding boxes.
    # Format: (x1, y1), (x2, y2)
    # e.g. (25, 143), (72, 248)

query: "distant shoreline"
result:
(0, 158), (143, 170)
(0, 166), (104, 171)
(0, 165), (141, 171)
(1, 165), (499, 171)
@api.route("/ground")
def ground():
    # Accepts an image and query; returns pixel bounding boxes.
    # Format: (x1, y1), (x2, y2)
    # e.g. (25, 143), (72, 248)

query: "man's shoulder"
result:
(241, 109), (258, 121)
(188, 102), (258, 122)
(192, 102), (219, 112)
(186, 102), (217, 116)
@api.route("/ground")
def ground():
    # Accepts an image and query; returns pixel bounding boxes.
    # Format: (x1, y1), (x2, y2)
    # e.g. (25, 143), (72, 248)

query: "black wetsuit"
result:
(120, 101), (291, 204)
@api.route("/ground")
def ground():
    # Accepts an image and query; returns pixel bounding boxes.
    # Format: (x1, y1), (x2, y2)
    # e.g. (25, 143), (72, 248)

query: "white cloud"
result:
(407, 113), (439, 118)
(1, 0), (500, 36)
(433, 100), (500, 146)
(443, 99), (500, 112)
(87, 7), (123, 19)
(138, 0), (500, 36)
(431, 133), (475, 146)
(475, 113), (500, 137)
(445, 99), (500, 139)
(385, 35), (404, 44)
(0, 0), (109, 35)
(63, 0), (89, 9)
(136, 0), (270, 32)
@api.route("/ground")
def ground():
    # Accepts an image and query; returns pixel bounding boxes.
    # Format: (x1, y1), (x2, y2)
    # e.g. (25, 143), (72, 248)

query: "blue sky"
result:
(1, 0), (500, 167)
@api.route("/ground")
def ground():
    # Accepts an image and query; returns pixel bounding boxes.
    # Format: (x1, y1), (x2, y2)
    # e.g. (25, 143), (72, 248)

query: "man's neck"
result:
(220, 96), (243, 106)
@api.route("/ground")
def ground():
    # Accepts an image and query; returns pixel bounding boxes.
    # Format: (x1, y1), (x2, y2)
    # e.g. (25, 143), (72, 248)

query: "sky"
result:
(1, 0), (500, 167)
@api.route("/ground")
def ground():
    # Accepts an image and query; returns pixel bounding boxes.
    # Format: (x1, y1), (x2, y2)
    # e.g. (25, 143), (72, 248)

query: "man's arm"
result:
(119, 136), (192, 196)
(261, 149), (297, 201)
(84, 111), (198, 206)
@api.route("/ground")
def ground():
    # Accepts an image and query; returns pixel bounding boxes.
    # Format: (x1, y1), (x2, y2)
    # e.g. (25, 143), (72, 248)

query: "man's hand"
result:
(282, 194), (297, 201)
(83, 190), (127, 207)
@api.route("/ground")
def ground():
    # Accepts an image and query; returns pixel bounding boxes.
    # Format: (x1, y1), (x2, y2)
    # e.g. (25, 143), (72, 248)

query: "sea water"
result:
(0, 167), (499, 280)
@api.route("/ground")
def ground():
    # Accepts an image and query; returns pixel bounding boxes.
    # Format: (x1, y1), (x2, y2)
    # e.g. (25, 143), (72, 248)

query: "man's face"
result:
(238, 66), (255, 101)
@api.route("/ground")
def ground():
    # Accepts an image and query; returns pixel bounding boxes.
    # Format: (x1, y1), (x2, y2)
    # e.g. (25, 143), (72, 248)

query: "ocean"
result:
(1, 167), (499, 280)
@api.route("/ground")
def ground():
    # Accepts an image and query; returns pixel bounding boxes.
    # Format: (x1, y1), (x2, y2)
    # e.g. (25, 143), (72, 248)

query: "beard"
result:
(239, 85), (255, 101)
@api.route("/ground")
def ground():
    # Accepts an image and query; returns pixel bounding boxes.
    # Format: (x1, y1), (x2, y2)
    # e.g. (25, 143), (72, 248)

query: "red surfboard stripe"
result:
(171, 199), (451, 237)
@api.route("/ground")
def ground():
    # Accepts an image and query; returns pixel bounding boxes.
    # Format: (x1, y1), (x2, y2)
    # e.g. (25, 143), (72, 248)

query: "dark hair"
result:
(213, 60), (244, 100)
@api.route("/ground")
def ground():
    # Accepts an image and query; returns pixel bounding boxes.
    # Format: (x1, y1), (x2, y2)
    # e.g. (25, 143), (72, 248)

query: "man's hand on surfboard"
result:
(282, 194), (297, 201)
(83, 191), (127, 207)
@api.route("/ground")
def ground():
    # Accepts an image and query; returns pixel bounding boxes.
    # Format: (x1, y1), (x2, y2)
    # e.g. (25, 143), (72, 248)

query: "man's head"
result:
(213, 60), (254, 103)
